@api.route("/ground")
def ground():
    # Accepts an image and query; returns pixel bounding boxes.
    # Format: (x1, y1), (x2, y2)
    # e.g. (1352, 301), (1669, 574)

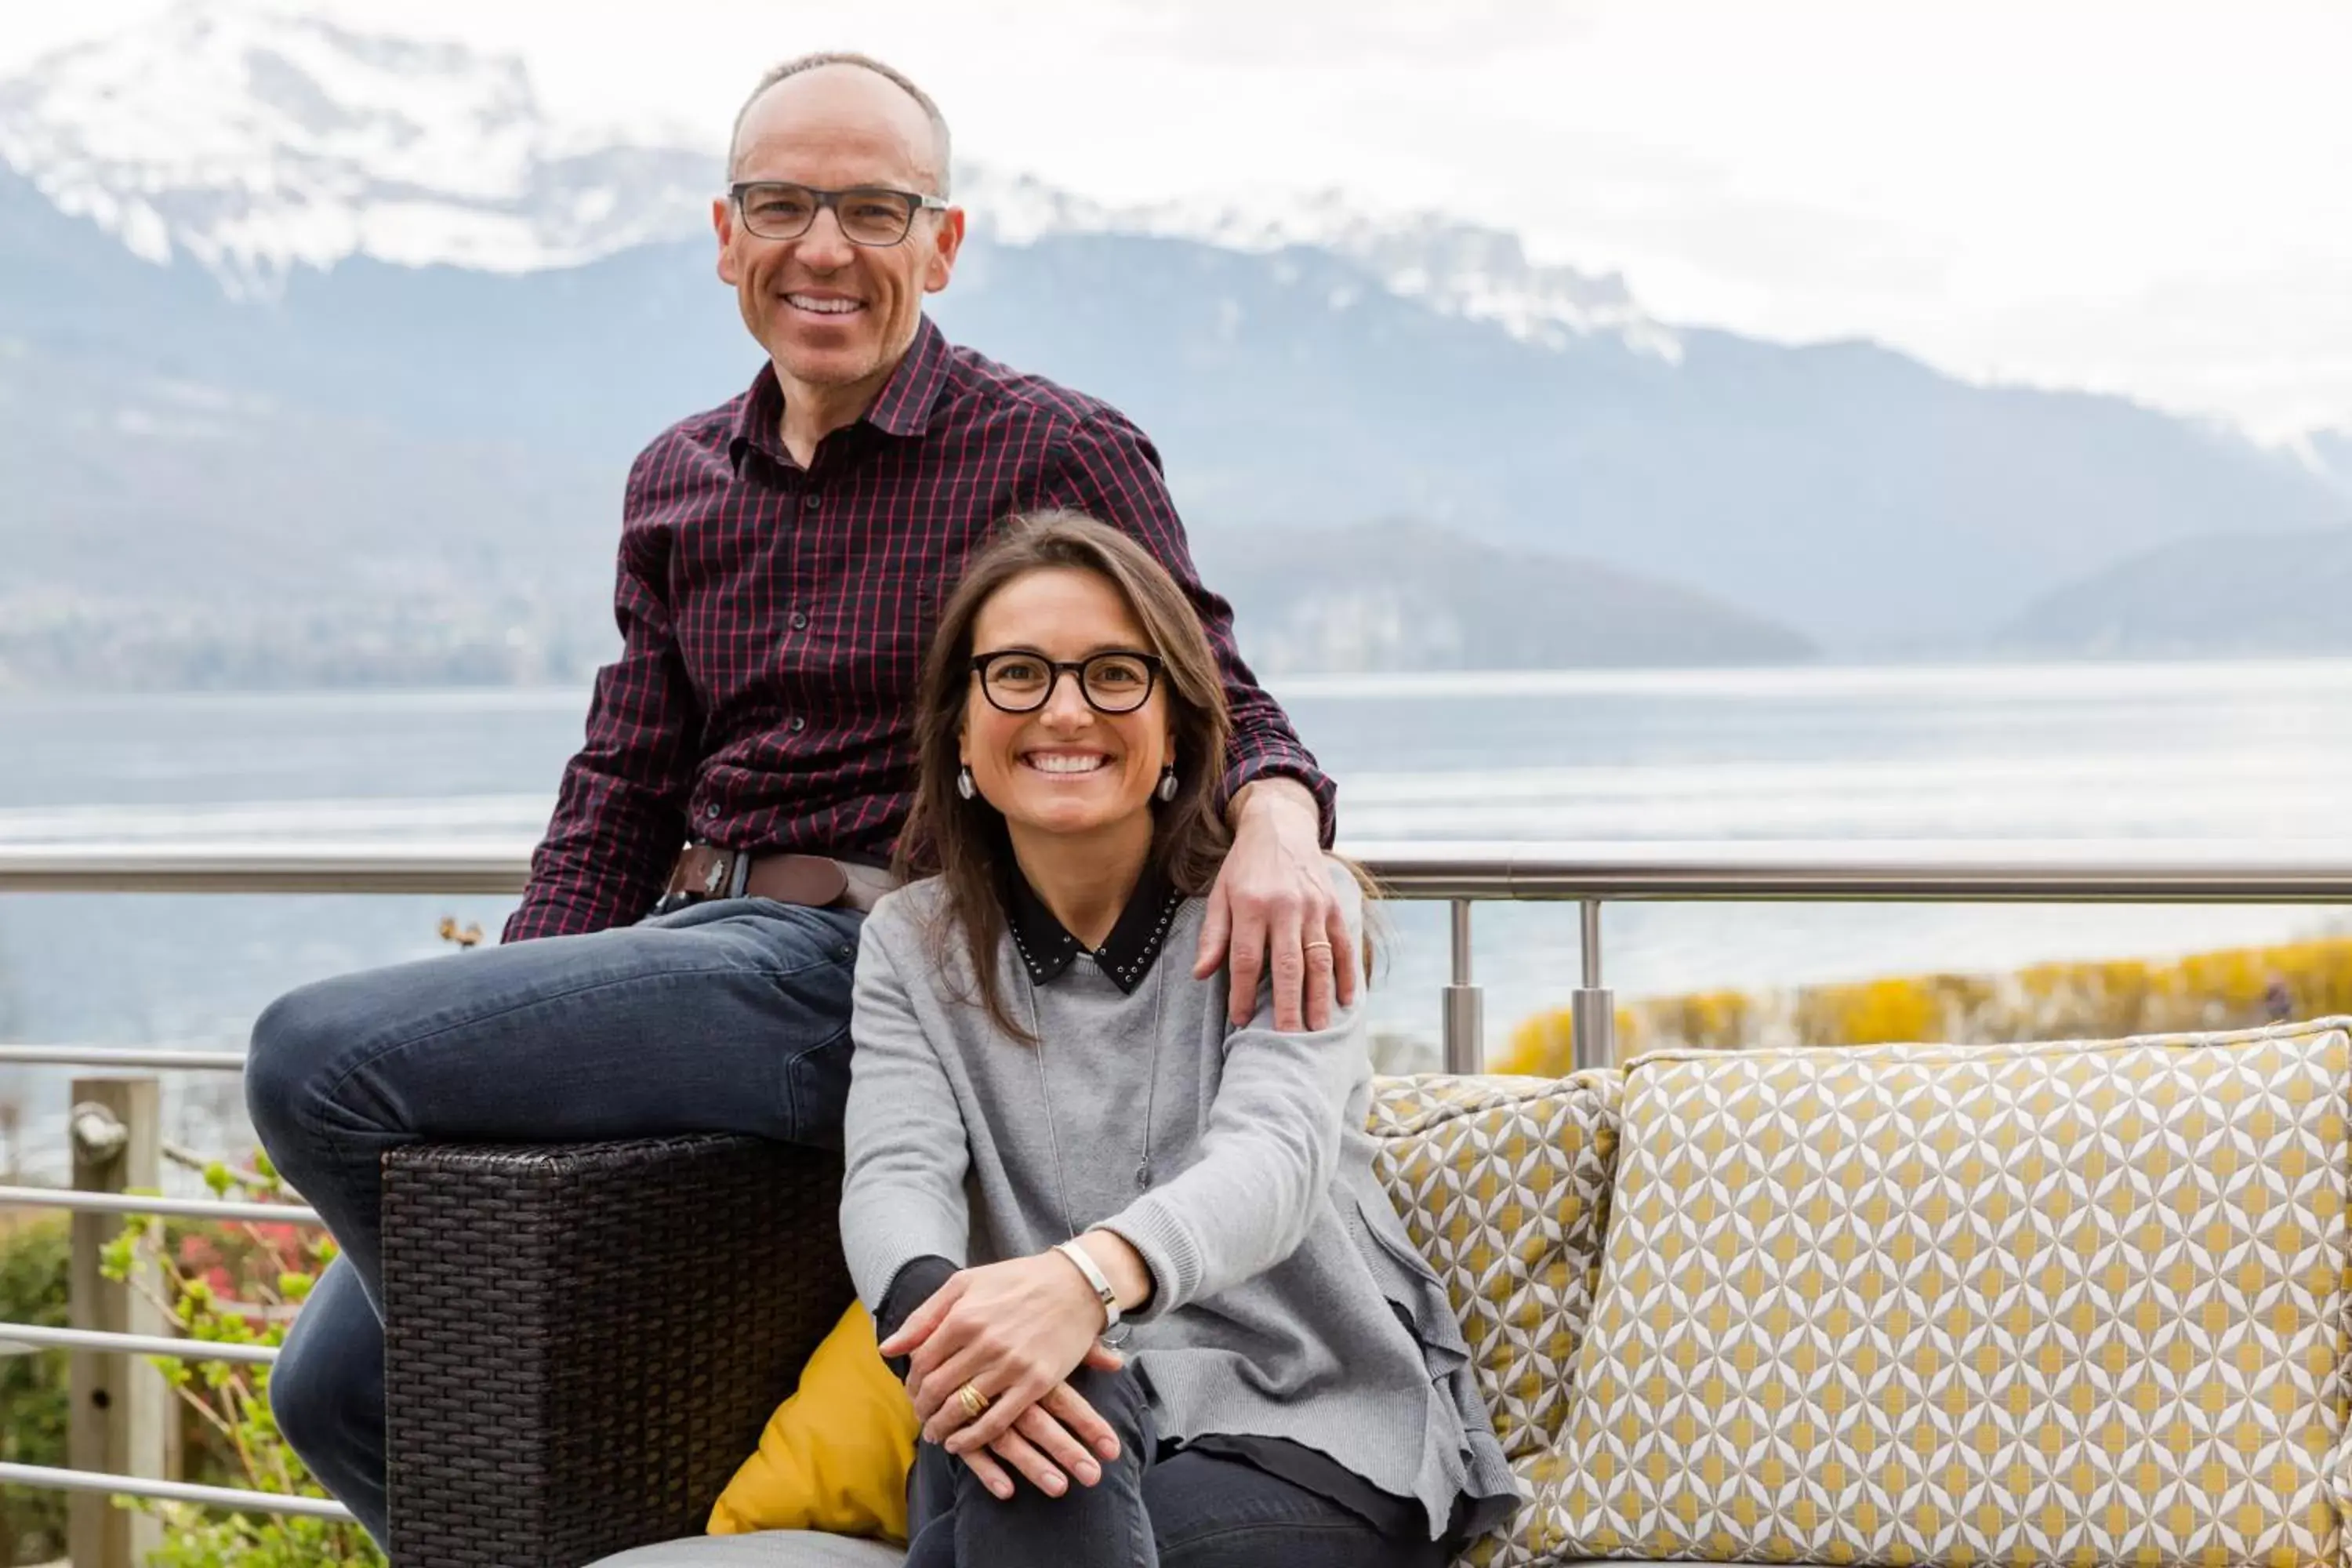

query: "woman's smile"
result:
(1020, 746), (1115, 777)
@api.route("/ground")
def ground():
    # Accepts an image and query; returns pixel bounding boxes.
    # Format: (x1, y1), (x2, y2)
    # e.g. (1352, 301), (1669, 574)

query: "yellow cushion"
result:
(707, 1302), (918, 1541)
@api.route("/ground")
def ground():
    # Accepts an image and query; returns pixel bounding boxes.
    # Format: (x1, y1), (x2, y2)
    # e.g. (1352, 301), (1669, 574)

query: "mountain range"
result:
(1998, 527), (2352, 659)
(3, 0), (2349, 691)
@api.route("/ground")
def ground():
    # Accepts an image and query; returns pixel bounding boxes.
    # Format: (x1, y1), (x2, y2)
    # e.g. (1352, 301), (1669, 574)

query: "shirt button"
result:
(802, 492), (822, 510)
(789, 612), (809, 630)
(789, 717), (807, 733)
(702, 803), (720, 819)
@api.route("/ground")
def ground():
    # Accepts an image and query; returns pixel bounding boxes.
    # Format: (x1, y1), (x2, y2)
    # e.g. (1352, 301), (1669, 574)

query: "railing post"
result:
(68, 1076), (169, 1568)
(1570, 899), (1616, 1071)
(1442, 899), (1484, 1074)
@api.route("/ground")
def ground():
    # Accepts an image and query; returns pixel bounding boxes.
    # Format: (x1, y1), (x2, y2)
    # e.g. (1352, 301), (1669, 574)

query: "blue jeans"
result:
(903, 1367), (1452, 1568)
(245, 897), (865, 1547)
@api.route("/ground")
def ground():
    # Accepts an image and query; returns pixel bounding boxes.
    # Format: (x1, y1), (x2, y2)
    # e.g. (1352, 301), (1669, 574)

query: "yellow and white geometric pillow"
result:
(1369, 1071), (1626, 1567)
(1550, 1018), (2352, 1568)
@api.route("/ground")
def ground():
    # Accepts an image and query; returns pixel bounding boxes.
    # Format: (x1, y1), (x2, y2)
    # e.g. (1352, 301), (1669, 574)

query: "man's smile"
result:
(783, 291), (865, 318)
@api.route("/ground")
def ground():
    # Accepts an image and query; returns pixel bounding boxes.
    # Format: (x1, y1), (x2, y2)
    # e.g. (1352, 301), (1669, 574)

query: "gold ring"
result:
(1304, 940), (1334, 953)
(956, 1382), (990, 1421)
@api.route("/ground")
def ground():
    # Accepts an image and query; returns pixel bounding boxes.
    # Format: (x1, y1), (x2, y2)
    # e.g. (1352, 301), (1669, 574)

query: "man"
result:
(243, 52), (1348, 1545)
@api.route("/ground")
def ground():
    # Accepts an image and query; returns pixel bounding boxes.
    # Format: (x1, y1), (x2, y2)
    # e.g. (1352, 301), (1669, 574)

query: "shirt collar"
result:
(728, 364), (787, 475)
(863, 314), (951, 437)
(1007, 862), (1187, 994)
(727, 315), (952, 474)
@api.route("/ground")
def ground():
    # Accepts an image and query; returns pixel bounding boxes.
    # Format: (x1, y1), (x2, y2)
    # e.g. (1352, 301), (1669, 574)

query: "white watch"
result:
(1054, 1238), (1123, 1336)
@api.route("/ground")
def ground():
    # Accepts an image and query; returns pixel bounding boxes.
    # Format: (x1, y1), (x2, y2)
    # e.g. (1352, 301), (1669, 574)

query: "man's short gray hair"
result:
(727, 51), (953, 198)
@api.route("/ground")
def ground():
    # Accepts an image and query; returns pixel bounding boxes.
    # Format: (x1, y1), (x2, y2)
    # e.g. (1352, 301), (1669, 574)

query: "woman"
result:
(840, 510), (1514, 1566)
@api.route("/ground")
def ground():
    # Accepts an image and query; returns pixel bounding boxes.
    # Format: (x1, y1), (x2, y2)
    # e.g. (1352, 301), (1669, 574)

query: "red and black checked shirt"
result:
(504, 317), (1334, 942)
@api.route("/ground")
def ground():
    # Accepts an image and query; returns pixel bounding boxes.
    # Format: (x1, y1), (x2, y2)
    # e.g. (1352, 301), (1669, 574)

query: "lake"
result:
(5, 659), (2352, 1171)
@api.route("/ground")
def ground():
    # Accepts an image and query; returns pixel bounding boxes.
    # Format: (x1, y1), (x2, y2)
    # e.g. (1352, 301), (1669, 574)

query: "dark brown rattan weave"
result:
(383, 1136), (851, 1567)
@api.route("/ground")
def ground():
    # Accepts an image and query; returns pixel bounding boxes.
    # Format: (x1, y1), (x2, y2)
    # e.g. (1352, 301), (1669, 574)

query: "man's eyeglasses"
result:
(971, 650), (1164, 715)
(729, 181), (949, 247)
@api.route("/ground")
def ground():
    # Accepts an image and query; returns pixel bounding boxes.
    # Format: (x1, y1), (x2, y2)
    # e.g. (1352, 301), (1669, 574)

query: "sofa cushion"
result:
(588, 1530), (904, 1566)
(1369, 1070), (1627, 1566)
(1549, 1018), (2352, 1568)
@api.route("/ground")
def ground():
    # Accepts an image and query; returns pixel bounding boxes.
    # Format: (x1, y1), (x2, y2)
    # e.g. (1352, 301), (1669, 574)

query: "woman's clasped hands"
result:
(878, 1252), (1126, 1501)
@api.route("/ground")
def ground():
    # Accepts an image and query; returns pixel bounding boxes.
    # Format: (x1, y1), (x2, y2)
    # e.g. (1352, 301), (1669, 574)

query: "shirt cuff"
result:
(1221, 757), (1338, 849)
(873, 1253), (960, 1377)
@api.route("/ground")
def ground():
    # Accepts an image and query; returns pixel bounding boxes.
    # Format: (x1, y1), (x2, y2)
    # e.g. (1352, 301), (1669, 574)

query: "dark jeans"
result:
(244, 897), (865, 1547)
(903, 1367), (1451, 1568)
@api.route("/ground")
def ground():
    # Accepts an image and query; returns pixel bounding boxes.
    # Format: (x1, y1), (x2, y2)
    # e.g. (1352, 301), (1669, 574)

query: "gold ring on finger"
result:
(956, 1382), (990, 1421)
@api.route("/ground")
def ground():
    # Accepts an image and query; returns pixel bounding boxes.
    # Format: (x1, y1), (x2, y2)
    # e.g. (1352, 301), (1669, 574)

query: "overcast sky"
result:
(5, 0), (2348, 440)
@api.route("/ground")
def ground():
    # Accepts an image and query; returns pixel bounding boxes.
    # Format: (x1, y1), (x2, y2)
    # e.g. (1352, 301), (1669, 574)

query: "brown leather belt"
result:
(664, 847), (897, 915)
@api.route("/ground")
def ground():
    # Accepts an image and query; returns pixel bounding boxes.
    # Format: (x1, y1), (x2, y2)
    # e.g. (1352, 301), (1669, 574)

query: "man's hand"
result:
(1196, 777), (1353, 1029)
(879, 1255), (1126, 1498)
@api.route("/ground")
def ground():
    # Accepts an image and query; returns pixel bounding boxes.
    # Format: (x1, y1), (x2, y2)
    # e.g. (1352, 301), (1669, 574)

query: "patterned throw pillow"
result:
(1549, 1019), (2352, 1568)
(1369, 1071), (1627, 1567)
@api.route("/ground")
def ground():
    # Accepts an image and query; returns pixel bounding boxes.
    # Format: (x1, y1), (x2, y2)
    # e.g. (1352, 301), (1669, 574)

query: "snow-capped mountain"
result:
(958, 168), (1681, 361)
(0, 0), (714, 289)
(0, 0), (1677, 356)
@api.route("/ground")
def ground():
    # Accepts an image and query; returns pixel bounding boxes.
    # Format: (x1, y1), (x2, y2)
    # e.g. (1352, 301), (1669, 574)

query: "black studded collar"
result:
(1006, 861), (1186, 994)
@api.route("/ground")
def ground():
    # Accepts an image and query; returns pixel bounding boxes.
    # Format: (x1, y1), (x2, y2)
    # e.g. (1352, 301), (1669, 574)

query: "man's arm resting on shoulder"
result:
(503, 459), (702, 942)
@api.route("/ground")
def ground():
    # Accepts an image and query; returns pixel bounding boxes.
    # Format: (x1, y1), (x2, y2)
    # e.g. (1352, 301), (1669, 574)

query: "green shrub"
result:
(104, 1157), (384, 1567)
(0, 1214), (70, 1566)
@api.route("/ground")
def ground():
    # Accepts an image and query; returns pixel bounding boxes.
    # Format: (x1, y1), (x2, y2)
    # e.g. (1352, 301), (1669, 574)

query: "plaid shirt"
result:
(504, 317), (1333, 942)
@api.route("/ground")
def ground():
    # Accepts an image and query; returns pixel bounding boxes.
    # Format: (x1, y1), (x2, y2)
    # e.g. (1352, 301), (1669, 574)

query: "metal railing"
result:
(15, 835), (2352, 1073)
(13, 833), (2352, 1535)
(0, 1037), (334, 1542)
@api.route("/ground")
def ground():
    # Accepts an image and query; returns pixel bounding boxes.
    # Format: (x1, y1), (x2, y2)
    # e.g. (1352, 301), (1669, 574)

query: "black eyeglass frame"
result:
(728, 180), (950, 246)
(969, 650), (1166, 715)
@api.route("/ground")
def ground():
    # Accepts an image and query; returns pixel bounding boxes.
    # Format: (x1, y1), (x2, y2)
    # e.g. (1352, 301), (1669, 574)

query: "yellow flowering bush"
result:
(1501, 933), (2351, 1074)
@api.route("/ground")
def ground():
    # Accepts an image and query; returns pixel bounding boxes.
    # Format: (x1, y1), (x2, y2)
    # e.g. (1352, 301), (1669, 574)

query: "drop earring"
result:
(956, 766), (975, 800)
(1156, 767), (1178, 803)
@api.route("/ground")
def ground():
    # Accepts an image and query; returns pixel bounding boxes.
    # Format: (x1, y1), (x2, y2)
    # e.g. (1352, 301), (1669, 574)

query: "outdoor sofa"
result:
(381, 1016), (2352, 1568)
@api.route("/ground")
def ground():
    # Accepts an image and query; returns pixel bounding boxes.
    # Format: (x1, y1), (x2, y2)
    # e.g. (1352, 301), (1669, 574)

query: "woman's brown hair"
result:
(894, 510), (1235, 1039)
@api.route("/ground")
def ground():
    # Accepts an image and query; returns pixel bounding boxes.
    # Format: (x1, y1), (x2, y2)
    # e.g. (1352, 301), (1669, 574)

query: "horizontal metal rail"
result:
(0, 1044), (249, 1069)
(0, 1185), (321, 1225)
(0, 1321), (279, 1365)
(0, 840), (535, 895)
(1362, 839), (2352, 902)
(13, 837), (2352, 901)
(0, 1461), (352, 1521)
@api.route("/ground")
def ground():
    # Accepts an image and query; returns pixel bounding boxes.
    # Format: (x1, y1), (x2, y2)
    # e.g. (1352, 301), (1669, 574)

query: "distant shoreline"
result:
(14, 651), (2352, 708)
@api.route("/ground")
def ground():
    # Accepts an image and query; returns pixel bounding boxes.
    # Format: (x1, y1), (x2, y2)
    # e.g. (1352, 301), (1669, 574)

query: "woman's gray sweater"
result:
(839, 864), (1515, 1542)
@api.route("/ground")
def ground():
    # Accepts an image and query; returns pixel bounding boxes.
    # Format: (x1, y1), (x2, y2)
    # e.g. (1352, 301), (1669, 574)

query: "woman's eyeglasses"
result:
(971, 650), (1163, 714)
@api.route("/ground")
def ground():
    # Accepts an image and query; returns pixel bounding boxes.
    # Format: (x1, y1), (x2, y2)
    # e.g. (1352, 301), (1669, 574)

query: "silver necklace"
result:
(1023, 950), (1169, 1247)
